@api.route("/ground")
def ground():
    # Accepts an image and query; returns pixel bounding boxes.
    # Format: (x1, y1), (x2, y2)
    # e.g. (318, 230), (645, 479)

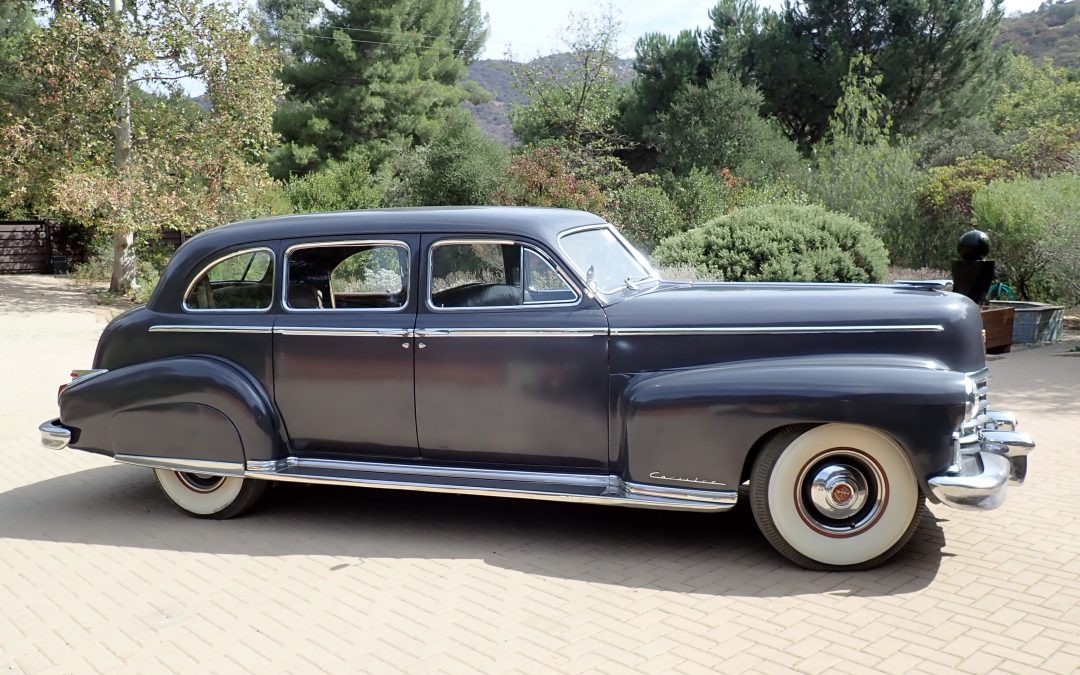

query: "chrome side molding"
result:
(113, 454), (246, 477)
(242, 457), (737, 513)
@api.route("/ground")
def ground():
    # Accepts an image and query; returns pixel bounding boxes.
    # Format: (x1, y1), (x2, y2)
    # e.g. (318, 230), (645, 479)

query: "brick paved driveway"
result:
(2, 274), (1079, 674)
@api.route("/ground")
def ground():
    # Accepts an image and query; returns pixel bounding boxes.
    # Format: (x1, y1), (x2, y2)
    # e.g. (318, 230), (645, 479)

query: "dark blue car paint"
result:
(57, 207), (985, 503)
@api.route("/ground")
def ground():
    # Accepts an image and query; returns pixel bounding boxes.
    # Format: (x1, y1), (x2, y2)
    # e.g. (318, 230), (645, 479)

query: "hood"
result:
(604, 282), (986, 374)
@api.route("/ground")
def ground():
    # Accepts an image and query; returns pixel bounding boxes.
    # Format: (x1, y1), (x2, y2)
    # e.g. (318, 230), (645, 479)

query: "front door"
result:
(273, 235), (419, 459)
(414, 236), (610, 469)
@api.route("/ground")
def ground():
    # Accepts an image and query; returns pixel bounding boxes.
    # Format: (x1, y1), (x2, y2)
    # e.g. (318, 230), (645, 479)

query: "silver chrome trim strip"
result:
(272, 457), (617, 489)
(39, 419), (71, 450)
(181, 247), (275, 314)
(625, 481), (738, 505)
(415, 327), (607, 338)
(114, 454), (246, 477)
(273, 327), (412, 338)
(243, 458), (737, 512)
(426, 238), (584, 312)
(611, 324), (945, 336)
(149, 325), (273, 334)
(283, 239), (411, 313)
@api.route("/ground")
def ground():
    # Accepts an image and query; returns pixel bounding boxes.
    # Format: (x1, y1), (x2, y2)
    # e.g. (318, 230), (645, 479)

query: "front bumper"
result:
(927, 410), (1035, 510)
(39, 418), (71, 450)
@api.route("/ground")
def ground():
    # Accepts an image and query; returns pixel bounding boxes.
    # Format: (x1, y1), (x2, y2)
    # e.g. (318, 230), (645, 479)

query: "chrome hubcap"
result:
(175, 471), (226, 494)
(796, 450), (887, 537)
(809, 465), (869, 518)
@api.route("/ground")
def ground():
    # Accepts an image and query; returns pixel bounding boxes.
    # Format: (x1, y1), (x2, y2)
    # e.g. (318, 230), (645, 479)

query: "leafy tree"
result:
(267, 0), (489, 179)
(493, 145), (607, 212)
(653, 73), (803, 180)
(0, 1), (36, 117)
(992, 55), (1080, 132)
(509, 12), (624, 150)
(620, 30), (709, 148)
(0, 0), (283, 294)
(398, 108), (509, 206)
(972, 174), (1080, 302)
(731, 0), (1007, 146)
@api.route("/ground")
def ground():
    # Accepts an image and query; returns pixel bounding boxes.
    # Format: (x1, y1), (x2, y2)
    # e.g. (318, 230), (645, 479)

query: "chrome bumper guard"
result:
(928, 409), (1034, 511)
(39, 418), (71, 450)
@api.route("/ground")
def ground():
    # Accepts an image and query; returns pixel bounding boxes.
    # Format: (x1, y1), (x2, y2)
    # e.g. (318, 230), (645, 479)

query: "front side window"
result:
(286, 242), (409, 310)
(430, 241), (576, 309)
(184, 249), (274, 311)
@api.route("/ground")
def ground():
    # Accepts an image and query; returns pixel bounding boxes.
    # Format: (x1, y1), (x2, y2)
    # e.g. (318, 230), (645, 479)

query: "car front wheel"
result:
(750, 424), (925, 571)
(154, 468), (268, 519)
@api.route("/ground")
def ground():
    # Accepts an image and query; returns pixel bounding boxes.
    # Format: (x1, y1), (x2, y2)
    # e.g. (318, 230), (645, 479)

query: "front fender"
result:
(60, 356), (285, 465)
(617, 355), (967, 492)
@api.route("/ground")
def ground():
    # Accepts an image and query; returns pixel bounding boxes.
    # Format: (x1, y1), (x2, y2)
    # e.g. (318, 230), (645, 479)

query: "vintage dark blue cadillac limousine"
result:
(40, 207), (1035, 569)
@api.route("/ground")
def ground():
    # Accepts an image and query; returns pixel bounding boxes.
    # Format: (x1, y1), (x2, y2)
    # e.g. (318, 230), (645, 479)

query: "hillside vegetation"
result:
(999, 0), (1080, 67)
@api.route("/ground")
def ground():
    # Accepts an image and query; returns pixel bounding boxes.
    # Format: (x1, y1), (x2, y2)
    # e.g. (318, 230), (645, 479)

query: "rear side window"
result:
(184, 249), (274, 311)
(286, 242), (409, 310)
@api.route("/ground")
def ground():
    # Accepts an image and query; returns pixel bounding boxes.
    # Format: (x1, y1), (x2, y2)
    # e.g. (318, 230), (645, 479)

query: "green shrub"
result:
(606, 184), (683, 251)
(913, 156), (1016, 268)
(654, 204), (888, 283)
(799, 139), (925, 266)
(284, 149), (390, 213)
(972, 174), (1080, 303)
(402, 108), (509, 206)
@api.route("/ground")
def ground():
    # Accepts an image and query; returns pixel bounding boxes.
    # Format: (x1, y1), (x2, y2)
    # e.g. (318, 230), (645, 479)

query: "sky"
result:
(478, 0), (1049, 60)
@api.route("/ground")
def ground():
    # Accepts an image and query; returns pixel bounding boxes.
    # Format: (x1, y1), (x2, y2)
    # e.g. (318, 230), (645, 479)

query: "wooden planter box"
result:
(981, 306), (1015, 354)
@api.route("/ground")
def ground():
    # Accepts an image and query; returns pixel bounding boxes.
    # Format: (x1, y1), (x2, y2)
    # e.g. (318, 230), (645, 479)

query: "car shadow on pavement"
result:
(0, 464), (948, 597)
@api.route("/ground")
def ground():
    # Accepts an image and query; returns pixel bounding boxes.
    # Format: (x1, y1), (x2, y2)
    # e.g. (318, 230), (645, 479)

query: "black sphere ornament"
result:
(957, 230), (990, 261)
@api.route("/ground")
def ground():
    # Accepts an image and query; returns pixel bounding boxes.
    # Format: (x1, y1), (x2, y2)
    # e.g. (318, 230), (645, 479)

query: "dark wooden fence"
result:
(0, 221), (52, 274)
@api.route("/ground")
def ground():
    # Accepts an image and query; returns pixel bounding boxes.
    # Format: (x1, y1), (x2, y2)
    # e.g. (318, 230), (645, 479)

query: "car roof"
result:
(185, 207), (608, 249)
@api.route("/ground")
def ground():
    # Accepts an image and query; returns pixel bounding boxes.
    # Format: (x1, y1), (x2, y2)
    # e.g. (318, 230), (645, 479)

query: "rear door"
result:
(272, 235), (420, 460)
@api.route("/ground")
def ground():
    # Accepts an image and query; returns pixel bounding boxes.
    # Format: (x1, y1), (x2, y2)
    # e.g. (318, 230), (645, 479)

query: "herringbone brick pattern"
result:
(1, 275), (1078, 674)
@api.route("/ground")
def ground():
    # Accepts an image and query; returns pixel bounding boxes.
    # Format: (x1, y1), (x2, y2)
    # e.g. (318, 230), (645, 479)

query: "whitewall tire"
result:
(154, 469), (268, 519)
(750, 424), (925, 570)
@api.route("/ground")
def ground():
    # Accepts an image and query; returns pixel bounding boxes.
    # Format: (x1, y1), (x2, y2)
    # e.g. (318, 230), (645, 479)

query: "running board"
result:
(242, 457), (737, 513)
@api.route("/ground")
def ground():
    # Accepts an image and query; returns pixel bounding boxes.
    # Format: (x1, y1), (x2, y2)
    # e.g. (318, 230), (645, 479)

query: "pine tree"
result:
(264, 0), (488, 178)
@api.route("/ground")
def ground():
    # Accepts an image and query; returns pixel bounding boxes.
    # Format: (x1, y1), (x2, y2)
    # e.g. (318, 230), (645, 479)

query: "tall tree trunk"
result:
(108, 0), (135, 295)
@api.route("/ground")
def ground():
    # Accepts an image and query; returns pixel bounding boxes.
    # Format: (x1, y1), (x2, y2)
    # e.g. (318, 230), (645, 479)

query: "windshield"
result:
(558, 226), (657, 296)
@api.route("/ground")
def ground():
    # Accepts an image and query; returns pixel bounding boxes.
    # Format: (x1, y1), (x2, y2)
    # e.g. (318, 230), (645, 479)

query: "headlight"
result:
(963, 375), (978, 422)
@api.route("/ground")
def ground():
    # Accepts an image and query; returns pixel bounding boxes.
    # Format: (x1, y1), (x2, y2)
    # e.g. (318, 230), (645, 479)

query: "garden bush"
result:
(972, 174), (1080, 303)
(798, 139), (925, 267)
(605, 184), (683, 251)
(653, 204), (888, 283)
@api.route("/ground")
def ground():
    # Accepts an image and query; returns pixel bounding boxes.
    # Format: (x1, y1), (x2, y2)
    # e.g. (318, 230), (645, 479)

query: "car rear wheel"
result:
(154, 468), (269, 519)
(750, 424), (925, 571)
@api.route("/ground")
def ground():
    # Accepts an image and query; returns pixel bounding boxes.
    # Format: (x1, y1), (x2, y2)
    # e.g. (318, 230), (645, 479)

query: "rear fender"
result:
(60, 356), (284, 465)
(617, 356), (967, 493)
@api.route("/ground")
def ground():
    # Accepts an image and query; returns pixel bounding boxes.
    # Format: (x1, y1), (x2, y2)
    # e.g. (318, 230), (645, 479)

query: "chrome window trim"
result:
(610, 324), (945, 336)
(282, 239), (411, 314)
(149, 325), (273, 335)
(181, 247), (275, 314)
(273, 327), (412, 338)
(556, 223), (660, 298)
(425, 238), (583, 312)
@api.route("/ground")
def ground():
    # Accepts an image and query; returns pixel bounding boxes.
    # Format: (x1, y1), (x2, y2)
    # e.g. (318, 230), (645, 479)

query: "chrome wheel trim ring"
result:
(175, 471), (227, 494)
(794, 448), (888, 538)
